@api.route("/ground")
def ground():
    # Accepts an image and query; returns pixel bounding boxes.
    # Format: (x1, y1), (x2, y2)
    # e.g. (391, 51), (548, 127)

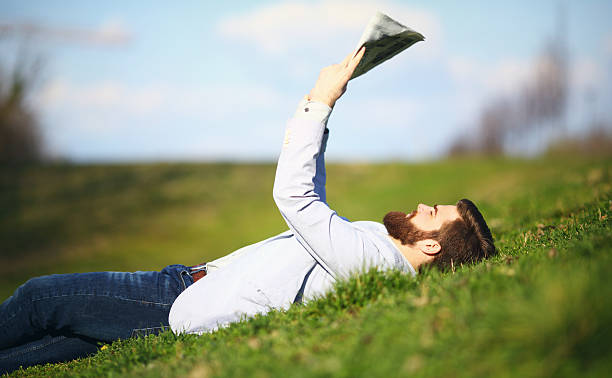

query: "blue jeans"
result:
(0, 264), (194, 374)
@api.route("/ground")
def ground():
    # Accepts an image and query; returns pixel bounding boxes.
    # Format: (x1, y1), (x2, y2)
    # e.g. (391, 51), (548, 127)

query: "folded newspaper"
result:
(350, 11), (424, 80)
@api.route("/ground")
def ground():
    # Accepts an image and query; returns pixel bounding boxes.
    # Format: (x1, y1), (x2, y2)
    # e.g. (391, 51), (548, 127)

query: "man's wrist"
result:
(308, 94), (335, 108)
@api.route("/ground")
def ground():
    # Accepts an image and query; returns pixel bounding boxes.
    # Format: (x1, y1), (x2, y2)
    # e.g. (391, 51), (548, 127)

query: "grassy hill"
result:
(1, 157), (611, 376)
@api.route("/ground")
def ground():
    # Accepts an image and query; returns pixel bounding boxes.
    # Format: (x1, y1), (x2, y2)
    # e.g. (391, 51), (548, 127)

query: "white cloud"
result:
(0, 19), (131, 46)
(484, 60), (532, 94)
(36, 78), (285, 131)
(93, 19), (131, 45)
(447, 56), (531, 94)
(447, 50), (608, 100)
(38, 79), (164, 118)
(216, 0), (441, 59)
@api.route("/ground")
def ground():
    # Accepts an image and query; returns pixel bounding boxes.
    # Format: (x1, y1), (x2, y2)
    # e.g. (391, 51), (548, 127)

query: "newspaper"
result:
(350, 11), (425, 80)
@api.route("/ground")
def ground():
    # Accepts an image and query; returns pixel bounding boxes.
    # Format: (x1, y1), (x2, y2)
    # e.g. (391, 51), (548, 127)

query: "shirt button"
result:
(304, 107), (309, 112)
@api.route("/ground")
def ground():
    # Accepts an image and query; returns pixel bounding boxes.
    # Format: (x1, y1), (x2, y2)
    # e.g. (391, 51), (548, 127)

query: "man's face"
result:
(383, 203), (460, 246)
(409, 204), (460, 231)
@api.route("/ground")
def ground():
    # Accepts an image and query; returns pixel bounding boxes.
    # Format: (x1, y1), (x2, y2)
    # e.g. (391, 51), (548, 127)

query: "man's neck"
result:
(386, 235), (429, 270)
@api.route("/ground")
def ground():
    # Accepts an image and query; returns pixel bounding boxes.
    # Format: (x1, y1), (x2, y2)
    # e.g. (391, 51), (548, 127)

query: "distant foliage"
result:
(449, 26), (569, 156)
(546, 124), (612, 157)
(0, 58), (44, 164)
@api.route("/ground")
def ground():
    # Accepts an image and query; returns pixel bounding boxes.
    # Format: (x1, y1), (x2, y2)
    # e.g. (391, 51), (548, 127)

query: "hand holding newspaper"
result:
(306, 12), (424, 107)
(350, 12), (425, 80)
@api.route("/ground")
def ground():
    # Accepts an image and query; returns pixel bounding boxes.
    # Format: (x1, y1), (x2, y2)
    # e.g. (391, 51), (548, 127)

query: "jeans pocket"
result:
(130, 326), (169, 338)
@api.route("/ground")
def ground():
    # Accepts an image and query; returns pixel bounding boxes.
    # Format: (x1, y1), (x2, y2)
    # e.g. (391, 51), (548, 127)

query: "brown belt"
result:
(189, 263), (208, 283)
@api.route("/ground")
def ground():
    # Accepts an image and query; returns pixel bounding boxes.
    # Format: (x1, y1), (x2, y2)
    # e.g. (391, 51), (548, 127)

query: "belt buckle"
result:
(189, 262), (208, 274)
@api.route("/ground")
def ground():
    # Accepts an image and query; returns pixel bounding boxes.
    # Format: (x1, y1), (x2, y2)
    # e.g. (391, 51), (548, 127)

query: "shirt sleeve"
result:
(273, 101), (385, 279)
(293, 97), (332, 126)
(292, 98), (331, 203)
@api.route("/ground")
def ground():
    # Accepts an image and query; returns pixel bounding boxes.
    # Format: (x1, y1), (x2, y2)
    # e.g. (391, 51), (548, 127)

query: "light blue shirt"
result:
(169, 99), (415, 335)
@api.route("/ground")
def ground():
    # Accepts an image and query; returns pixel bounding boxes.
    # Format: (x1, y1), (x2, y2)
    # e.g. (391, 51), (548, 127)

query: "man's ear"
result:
(415, 239), (441, 255)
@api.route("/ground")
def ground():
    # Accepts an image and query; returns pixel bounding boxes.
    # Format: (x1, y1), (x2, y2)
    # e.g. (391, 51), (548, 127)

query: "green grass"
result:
(1, 156), (611, 377)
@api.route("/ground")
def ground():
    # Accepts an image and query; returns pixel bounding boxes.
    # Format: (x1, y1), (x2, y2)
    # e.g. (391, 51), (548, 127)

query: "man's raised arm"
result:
(272, 48), (390, 279)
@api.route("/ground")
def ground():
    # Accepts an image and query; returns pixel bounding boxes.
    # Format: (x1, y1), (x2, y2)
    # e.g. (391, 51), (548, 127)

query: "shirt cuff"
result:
(293, 97), (333, 127)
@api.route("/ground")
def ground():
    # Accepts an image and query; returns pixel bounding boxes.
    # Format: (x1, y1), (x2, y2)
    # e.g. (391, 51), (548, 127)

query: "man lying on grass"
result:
(0, 47), (495, 373)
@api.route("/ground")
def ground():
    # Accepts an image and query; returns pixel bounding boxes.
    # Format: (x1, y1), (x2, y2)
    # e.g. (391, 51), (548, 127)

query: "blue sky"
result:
(1, 0), (611, 162)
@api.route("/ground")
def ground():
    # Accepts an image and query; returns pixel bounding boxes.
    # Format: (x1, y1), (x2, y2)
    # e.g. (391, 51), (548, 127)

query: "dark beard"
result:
(383, 210), (437, 246)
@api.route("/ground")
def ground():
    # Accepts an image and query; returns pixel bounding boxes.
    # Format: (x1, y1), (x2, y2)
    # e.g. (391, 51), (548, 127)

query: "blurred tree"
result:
(479, 98), (516, 155)
(450, 6), (569, 156)
(0, 19), (131, 165)
(0, 57), (44, 164)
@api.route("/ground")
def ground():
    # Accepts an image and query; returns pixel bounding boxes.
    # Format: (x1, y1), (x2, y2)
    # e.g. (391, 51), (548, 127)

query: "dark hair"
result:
(430, 198), (496, 270)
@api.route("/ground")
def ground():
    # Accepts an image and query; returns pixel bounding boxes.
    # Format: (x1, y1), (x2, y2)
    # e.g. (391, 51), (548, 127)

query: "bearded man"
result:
(0, 47), (495, 373)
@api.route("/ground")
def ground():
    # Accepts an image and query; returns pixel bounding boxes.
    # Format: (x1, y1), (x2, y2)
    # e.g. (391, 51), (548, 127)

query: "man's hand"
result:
(308, 47), (366, 108)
